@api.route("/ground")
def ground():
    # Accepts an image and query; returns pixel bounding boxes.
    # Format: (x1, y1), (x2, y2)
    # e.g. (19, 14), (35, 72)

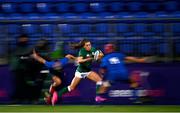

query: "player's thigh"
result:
(87, 71), (102, 82)
(52, 75), (62, 86)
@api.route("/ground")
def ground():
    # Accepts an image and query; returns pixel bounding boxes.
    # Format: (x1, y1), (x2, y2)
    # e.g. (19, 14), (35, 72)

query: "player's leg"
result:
(129, 73), (140, 88)
(49, 76), (62, 94)
(58, 76), (82, 97)
(87, 71), (102, 82)
(129, 74), (141, 103)
(86, 71), (107, 102)
(96, 73), (125, 102)
(98, 81), (111, 93)
(68, 76), (82, 91)
(51, 76), (62, 105)
(45, 75), (62, 105)
(95, 81), (111, 102)
(86, 71), (102, 92)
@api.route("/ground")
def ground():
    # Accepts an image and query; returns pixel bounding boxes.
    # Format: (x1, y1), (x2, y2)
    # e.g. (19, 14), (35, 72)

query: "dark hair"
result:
(69, 39), (90, 49)
(17, 34), (28, 43)
(18, 34), (28, 39)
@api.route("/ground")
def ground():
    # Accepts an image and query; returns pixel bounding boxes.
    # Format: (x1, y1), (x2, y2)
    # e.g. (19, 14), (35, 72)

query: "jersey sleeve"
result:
(119, 53), (126, 60)
(44, 61), (55, 68)
(58, 57), (69, 67)
(78, 49), (84, 57)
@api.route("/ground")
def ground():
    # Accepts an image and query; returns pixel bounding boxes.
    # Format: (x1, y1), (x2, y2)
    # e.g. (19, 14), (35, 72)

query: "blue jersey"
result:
(100, 52), (128, 80)
(44, 57), (69, 69)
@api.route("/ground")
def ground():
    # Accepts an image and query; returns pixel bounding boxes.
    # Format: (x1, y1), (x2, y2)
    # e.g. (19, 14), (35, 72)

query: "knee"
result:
(55, 79), (61, 86)
(52, 76), (62, 86)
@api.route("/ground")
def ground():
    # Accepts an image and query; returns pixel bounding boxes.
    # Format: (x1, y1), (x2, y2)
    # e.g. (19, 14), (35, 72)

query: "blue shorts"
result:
(104, 72), (129, 83)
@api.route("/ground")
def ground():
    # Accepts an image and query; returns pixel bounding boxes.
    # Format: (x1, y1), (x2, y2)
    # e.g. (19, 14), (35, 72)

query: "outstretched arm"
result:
(65, 54), (76, 60)
(125, 56), (146, 63)
(77, 56), (93, 64)
(31, 49), (46, 64)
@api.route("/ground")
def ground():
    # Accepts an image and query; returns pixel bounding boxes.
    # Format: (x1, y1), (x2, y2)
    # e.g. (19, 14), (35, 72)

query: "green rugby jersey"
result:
(76, 47), (96, 72)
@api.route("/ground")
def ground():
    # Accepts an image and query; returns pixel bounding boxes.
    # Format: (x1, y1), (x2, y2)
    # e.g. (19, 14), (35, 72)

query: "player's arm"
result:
(99, 51), (104, 59)
(77, 56), (93, 63)
(31, 49), (46, 64)
(77, 49), (93, 63)
(32, 49), (61, 69)
(125, 56), (146, 63)
(65, 54), (76, 60)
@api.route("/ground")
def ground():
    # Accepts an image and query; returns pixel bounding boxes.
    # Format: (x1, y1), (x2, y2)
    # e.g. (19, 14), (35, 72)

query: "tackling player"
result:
(31, 49), (76, 105)
(97, 43), (148, 103)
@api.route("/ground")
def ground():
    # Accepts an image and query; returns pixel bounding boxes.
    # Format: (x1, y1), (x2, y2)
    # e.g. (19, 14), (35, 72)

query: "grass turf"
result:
(0, 105), (180, 112)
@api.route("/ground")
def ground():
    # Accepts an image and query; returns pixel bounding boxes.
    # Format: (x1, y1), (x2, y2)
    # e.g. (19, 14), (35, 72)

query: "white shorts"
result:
(75, 71), (91, 78)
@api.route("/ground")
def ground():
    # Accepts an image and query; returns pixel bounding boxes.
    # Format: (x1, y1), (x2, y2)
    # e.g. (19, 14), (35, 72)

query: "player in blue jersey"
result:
(96, 43), (148, 102)
(31, 49), (76, 105)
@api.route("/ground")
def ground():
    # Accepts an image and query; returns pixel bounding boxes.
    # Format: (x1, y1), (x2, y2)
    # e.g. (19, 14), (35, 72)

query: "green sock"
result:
(58, 87), (69, 97)
(96, 84), (101, 96)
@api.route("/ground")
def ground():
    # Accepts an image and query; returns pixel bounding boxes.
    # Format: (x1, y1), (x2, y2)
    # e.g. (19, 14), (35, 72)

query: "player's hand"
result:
(86, 57), (93, 61)
(144, 56), (156, 63)
(94, 50), (104, 61)
(98, 51), (104, 60)
(31, 49), (38, 59)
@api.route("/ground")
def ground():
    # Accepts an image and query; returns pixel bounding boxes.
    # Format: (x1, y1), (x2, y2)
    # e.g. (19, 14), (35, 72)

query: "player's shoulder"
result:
(79, 48), (86, 53)
(78, 48), (86, 56)
(91, 47), (96, 52)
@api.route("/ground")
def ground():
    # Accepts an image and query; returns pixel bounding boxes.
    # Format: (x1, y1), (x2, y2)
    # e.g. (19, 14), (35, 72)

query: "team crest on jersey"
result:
(87, 54), (90, 57)
(86, 54), (92, 58)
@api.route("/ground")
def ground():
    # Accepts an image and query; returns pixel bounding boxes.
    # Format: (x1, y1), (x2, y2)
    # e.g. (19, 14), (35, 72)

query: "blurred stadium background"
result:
(0, 0), (180, 111)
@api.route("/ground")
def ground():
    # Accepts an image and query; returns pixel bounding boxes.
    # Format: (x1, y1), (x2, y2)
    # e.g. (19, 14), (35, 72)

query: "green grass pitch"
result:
(0, 105), (180, 112)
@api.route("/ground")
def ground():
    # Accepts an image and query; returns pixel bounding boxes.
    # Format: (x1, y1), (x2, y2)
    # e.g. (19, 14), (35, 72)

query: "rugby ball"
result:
(94, 50), (102, 61)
